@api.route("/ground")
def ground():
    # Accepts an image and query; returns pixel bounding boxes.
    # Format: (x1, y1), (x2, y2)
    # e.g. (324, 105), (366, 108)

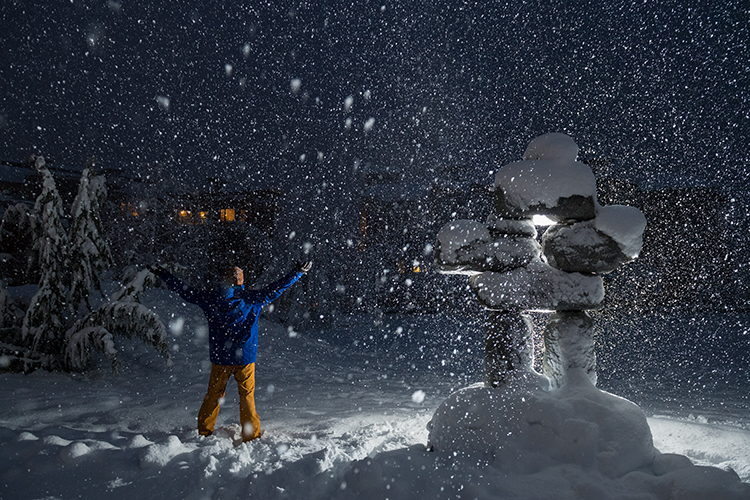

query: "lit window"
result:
(177, 209), (192, 223)
(220, 209), (236, 222)
(121, 203), (139, 216)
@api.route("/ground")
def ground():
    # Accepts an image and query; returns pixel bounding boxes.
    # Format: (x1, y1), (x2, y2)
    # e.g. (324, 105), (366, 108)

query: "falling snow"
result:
(1, 0), (749, 499)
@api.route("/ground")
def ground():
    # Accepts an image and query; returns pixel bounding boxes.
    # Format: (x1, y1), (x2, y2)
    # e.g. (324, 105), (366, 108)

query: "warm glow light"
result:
(532, 214), (556, 226)
(220, 208), (236, 222)
(120, 203), (138, 216)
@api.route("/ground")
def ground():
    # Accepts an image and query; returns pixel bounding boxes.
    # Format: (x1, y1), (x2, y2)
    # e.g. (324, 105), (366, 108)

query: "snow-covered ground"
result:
(1, 288), (748, 499)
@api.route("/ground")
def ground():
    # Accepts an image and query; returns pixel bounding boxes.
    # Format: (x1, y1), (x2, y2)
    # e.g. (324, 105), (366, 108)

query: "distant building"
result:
(112, 175), (283, 237)
(168, 187), (283, 237)
(357, 164), (491, 312)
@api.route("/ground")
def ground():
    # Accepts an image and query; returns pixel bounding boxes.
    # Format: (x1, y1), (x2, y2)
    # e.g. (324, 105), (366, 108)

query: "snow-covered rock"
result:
(486, 214), (537, 237)
(593, 205), (647, 259)
(435, 220), (541, 274)
(470, 262), (604, 311)
(541, 222), (626, 273)
(483, 311), (539, 387)
(494, 134), (597, 221)
(542, 221), (623, 273)
(436, 219), (489, 266)
(542, 311), (596, 388)
(523, 132), (580, 162)
(541, 205), (646, 273)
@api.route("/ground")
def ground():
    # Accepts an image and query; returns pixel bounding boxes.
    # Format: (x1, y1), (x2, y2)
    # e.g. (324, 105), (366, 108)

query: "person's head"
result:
(223, 265), (244, 286)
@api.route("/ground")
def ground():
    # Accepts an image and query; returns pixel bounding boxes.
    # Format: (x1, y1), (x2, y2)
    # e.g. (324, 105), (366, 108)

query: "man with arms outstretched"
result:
(152, 261), (311, 442)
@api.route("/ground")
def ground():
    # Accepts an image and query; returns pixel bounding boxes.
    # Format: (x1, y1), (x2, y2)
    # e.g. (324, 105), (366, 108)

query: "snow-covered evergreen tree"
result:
(4, 157), (168, 373)
(67, 163), (113, 316)
(22, 157), (70, 357)
(66, 269), (171, 371)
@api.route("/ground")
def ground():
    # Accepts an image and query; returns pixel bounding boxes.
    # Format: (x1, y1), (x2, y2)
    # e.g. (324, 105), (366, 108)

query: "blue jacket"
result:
(157, 270), (304, 365)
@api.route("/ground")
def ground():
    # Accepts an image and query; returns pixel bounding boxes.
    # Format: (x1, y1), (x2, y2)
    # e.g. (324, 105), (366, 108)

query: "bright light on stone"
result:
(532, 214), (556, 226)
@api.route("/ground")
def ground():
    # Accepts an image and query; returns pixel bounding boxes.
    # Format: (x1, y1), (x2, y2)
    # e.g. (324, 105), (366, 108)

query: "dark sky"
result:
(1, 0), (748, 192)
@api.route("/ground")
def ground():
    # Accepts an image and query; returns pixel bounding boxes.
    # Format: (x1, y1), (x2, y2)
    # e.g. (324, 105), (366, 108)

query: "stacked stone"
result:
(435, 133), (646, 388)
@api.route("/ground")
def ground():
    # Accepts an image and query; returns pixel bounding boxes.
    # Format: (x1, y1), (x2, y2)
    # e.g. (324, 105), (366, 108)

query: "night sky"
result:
(2, 0), (748, 192)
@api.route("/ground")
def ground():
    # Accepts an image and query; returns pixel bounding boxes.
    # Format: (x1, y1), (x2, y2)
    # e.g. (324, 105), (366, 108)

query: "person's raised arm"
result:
(244, 261), (312, 306)
(148, 264), (202, 304)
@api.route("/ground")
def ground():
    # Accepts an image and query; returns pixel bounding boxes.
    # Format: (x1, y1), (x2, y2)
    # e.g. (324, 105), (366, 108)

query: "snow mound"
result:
(43, 435), (72, 447)
(127, 434), (153, 449)
(16, 431), (38, 441)
(60, 441), (92, 463)
(139, 435), (197, 469)
(427, 369), (655, 478)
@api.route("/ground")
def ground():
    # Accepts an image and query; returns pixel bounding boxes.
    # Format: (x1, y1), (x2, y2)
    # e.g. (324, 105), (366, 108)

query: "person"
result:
(151, 260), (312, 443)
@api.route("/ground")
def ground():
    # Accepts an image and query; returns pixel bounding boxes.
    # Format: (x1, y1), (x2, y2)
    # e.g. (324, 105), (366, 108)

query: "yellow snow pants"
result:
(197, 363), (261, 442)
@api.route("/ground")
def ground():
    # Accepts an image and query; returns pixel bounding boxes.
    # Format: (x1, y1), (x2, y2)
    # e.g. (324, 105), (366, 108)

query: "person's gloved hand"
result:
(297, 261), (313, 273)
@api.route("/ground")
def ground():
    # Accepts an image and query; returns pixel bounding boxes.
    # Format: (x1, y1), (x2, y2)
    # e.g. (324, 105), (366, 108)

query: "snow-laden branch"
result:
(109, 269), (160, 303)
(65, 270), (171, 372)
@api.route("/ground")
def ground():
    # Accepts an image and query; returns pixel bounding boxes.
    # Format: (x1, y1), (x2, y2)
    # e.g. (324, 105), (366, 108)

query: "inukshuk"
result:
(435, 133), (646, 388)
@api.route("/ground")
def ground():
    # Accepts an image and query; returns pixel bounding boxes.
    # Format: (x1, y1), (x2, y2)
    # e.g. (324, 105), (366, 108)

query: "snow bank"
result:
(650, 417), (750, 481)
(427, 369), (655, 478)
(331, 370), (750, 500)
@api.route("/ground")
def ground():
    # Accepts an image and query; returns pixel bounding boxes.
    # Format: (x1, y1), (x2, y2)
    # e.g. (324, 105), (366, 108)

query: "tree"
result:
(66, 269), (171, 371)
(4, 157), (170, 372)
(67, 161), (113, 316)
(21, 157), (69, 357)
